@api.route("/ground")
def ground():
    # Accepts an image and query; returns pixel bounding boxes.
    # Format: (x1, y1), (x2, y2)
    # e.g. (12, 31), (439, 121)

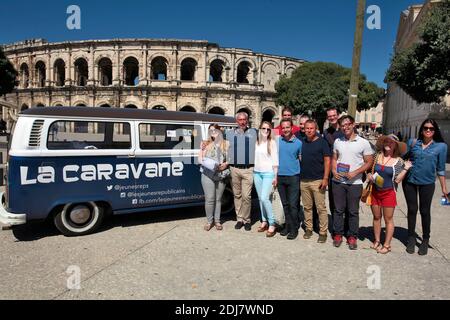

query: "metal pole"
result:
(348, 0), (366, 117)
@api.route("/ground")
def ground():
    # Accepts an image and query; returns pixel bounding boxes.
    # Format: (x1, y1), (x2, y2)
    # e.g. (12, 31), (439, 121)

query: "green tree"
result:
(275, 61), (384, 128)
(0, 46), (18, 95)
(386, 0), (450, 103)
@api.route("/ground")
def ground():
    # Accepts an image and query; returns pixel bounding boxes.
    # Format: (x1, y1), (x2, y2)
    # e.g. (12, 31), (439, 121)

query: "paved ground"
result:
(1, 166), (449, 300)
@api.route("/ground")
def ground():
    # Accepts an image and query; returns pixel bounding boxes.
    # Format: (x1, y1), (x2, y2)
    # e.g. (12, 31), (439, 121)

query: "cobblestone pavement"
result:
(0, 166), (449, 300)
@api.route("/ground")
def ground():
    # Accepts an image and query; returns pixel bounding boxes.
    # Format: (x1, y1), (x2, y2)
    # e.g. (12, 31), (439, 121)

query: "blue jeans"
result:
(253, 171), (275, 226)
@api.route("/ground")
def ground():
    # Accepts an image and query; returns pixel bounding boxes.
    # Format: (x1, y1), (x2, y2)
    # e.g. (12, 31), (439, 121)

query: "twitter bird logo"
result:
(107, 185), (113, 191)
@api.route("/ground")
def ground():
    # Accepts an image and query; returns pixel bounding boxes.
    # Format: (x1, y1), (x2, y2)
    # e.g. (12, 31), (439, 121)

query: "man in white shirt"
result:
(331, 115), (374, 250)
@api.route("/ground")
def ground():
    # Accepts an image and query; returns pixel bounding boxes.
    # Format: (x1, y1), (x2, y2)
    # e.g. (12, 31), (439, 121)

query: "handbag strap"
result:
(371, 152), (378, 175)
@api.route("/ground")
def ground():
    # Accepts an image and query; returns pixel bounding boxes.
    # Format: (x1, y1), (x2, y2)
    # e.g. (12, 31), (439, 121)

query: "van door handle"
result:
(128, 154), (135, 158)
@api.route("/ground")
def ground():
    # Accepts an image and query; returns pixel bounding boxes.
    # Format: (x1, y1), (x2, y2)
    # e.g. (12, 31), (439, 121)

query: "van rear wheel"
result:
(221, 186), (235, 215)
(54, 202), (104, 236)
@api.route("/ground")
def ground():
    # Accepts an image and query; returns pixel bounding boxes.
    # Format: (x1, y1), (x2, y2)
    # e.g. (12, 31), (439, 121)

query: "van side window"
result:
(139, 123), (201, 150)
(47, 121), (131, 150)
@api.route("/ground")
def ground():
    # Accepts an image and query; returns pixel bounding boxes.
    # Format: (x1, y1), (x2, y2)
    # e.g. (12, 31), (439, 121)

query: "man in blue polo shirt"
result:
(277, 119), (302, 240)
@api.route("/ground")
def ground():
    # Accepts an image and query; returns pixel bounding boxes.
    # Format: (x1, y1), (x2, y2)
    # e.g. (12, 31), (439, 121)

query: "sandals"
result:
(204, 223), (214, 231)
(377, 245), (392, 254)
(257, 224), (269, 232)
(215, 223), (223, 231)
(370, 241), (382, 250)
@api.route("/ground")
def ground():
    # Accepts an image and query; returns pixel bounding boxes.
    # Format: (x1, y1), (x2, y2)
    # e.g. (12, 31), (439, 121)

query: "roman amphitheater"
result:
(1, 38), (303, 129)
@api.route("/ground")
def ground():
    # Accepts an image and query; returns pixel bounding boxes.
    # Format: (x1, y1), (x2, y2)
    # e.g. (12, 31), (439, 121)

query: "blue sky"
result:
(0, 0), (424, 88)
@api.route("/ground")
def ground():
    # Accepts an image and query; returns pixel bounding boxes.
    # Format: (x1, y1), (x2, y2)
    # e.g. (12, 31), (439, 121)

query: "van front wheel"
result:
(54, 202), (104, 236)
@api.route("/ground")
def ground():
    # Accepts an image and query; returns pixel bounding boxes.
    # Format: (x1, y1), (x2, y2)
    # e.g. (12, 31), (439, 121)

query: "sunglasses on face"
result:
(260, 128), (271, 131)
(209, 129), (219, 134)
(423, 126), (435, 132)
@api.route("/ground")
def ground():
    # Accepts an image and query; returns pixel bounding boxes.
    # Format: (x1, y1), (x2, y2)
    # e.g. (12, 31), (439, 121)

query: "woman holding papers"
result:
(367, 134), (412, 254)
(199, 124), (230, 231)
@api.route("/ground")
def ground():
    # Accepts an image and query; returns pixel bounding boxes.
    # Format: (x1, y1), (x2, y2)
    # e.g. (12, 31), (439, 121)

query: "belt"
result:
(232, 165), (254, 169)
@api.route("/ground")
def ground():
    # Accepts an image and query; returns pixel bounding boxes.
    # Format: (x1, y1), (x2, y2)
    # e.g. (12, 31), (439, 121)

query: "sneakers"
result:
(347, 236), (357, 250)
(418, 239), (429, 256)
(317, 234), (327, 243)
(303, 230), (313, 239)
(406, 236), (416, 254)
(244, 223), (251, 231)
(234, 221), (244, 230)
(333, 235), (343, 247)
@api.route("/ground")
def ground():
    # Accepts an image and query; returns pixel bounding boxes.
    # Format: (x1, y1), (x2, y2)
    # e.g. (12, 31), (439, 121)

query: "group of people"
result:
(198, 107), (449, 256)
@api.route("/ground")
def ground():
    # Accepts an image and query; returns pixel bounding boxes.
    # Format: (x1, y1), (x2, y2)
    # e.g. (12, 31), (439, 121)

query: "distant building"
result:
(383, 0), (450, 160)
(355, 101), (384, 132)
(0, 38), (304, 130)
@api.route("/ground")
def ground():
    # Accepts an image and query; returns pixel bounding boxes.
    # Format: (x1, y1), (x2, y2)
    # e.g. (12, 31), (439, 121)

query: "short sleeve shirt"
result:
(300, 137), (331, 180)
(333, 135), (374, 185)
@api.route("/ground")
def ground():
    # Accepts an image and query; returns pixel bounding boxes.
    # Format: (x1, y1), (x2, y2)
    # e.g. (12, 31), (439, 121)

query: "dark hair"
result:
(418, 118), (445, 143)
(339, 115), (355, 125)
(326, 107), (339, 114)
(281, 107), (294, 115)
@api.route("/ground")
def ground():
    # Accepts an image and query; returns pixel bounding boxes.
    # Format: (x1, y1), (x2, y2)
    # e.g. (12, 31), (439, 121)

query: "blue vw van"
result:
(0, 107), (237, 236)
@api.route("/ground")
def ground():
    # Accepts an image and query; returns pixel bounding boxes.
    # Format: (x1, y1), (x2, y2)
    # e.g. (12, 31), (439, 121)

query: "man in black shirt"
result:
(300, 120), (331, 242)
(322, 107), (345, 231)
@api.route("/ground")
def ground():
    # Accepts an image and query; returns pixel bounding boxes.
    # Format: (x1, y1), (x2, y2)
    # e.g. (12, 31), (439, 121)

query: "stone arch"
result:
(52, 101), (65, 106)
(35, 103), (45, 107)
(152, 105), (167, 110)
(74, 58), (89, 86)
(236, 59), (255, 84)
(150, 56), (168, 80)
(125, 104), (138, 109)
(180, 57), (198, 81)
(98, 57), (113, 86)
(75, 103), (87, 107)
(262, 108), (276, 125)
(261, 61), (280, 91)
(20, 63), (30, 88)
(179, 105), (197, 112)
(99, 104), (111, 107)
(208, 106), (225, 115)
(54, 59), (66, 87)
(123, 56), (140, 86)
(209, 59), (226, 82)
(21, 104), (29, 111)
(285, 64), (297, 77)
(35, 61), (46, 87)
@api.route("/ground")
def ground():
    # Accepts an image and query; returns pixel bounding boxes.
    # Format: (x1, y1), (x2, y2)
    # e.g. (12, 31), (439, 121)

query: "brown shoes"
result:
(266, 228), (276, 237)
(204, 223), (214, 231)
(257, 224), (269, 232)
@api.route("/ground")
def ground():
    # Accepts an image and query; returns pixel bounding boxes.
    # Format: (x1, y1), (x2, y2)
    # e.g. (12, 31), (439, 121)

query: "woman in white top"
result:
(254, 121), (279, 237)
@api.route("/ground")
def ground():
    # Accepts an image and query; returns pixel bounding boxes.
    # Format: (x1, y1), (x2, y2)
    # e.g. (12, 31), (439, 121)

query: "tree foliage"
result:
(0, 46), (18, 96)
(386, 0), (450, 103)
(275, 61), (384, 117)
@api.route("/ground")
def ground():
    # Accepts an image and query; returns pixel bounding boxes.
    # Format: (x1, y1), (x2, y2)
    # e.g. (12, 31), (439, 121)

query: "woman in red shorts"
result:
(367, 134), (412, 254)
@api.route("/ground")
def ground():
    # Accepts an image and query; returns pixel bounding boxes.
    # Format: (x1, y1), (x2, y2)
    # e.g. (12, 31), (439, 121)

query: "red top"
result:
(274, 124), (301, 135)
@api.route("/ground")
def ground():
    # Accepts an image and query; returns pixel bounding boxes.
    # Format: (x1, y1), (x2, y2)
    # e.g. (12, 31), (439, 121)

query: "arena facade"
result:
(1, 38), (304, 128)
